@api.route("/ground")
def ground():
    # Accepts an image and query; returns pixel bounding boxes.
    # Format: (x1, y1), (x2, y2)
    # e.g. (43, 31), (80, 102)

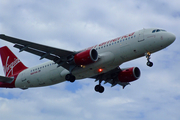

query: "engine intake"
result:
(118, 67), (141, 82)
(74, 49), (98, 65)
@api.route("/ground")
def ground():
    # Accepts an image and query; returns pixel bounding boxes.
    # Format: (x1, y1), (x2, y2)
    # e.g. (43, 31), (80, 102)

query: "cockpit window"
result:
(152, 29), (166, 33)
(152, 30), (156, 33)
(156, 29), (160, 32)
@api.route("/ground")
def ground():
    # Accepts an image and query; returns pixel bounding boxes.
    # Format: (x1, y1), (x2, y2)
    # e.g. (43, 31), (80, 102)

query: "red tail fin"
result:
(0, 46), (27, 77)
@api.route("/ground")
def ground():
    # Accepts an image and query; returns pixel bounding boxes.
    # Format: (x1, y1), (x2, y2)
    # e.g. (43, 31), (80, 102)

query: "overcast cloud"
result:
(0, 0), (180, 120)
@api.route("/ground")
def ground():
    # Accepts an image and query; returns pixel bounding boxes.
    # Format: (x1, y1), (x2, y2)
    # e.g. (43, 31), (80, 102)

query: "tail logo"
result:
(3, 56), (21, 76)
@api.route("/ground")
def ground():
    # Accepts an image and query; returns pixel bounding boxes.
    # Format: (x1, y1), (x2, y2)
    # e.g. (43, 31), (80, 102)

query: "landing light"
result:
(98, 68), (103, 72)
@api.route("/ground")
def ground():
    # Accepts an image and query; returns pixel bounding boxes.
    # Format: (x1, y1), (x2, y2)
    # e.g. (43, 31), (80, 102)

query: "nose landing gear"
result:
(145, 52), (153, 67)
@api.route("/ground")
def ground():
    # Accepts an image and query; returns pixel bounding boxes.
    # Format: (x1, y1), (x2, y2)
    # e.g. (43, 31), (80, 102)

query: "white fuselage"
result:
(15, 28), (176, 89)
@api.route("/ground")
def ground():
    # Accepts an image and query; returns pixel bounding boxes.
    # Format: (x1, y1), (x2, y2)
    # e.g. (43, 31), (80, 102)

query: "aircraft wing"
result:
(0, 34), (77, 70)
(0, 76), (14, 83)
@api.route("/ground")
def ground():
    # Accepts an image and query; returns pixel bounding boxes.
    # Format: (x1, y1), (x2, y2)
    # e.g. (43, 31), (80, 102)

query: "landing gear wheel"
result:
(147, 61), (153, 67)
(99, 86), (105, 93)
(65, 74), (76, 83)
(95, 85), (100, 92)
(94, 85), (104, 93)
(69, 75), (75, 82)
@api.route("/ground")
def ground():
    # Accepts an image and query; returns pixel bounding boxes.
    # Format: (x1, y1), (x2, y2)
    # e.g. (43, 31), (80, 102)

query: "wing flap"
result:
(0, 76), (14, 83)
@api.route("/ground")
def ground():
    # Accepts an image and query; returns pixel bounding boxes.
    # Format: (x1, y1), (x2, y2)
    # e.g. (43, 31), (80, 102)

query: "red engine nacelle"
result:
(118, 67), (141, 82)
(74, 49), (98, 65)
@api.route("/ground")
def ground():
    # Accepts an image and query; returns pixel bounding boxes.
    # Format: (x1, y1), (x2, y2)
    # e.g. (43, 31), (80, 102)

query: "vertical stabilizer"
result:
(0, 46), (27, 77)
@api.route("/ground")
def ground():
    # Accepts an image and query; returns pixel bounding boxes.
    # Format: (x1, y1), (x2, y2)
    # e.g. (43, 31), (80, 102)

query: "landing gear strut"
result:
(145, 52), (153, 67)
(65, 74), (76, 82)
(94, 79), (104, 93)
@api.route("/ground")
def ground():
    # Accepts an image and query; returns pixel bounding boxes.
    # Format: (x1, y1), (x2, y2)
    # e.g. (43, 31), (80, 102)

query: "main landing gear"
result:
(65, 65), (76, 83)
(94, 79), (105, 93)
(145, 52), (153, 67)
(65, 74), (76, 83)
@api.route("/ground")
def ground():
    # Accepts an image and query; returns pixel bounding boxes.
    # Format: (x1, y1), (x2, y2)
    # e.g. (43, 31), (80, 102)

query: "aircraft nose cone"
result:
(168, 33), (176, 43)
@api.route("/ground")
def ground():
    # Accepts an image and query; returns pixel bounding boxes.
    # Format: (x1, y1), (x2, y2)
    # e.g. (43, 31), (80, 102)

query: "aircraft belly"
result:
(75, 65), (117, 80)
(33, 67), (65, 87)
(15, 66), (66, 88)
(60, 52), (117, 80)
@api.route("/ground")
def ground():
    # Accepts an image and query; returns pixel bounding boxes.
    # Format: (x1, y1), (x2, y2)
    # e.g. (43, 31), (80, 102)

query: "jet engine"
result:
(118, 67), (141, 82)
(74, 49), (98, 65)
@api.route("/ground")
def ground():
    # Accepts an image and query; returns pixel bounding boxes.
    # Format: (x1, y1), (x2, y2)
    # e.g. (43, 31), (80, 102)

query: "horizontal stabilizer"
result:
(0, 76), (14, 83)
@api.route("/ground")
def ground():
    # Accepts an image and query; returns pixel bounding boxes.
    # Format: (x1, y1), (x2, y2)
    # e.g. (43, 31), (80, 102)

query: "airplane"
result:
(0, 28), (176, 93)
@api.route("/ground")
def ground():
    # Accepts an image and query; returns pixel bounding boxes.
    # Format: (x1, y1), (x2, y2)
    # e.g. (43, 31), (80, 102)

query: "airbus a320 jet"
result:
(0, 28), (176, 93)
